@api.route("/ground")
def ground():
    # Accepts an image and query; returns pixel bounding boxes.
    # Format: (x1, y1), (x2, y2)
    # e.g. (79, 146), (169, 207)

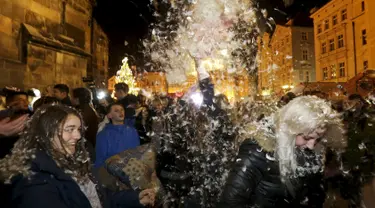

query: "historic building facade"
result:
(0, 0), (108, 90)
(311, 0), (375, 82)
(108, 72), (168, 95)
(108, 69), (250, 103)
(137, 72), (168, 95)
(257, 15), (316, 96)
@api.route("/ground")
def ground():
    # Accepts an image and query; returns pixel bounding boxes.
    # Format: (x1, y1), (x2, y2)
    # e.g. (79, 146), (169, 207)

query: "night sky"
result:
(93, 0), (329, 77)
(93, 0), (154, 76)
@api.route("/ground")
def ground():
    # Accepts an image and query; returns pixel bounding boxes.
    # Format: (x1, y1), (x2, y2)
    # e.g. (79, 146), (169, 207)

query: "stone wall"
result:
(24, 44), (87, 89)
(0, 0), (108, 92)
(92, 20), (109, 88)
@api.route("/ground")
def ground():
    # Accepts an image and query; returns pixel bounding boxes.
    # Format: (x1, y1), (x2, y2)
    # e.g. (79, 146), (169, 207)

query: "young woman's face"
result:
(295, 127), (327, 150)
(53, 114), (82, 155)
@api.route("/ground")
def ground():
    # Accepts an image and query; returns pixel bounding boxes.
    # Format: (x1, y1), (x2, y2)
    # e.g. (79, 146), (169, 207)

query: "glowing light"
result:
(282, 85), (290, 89)
(30, 88), (41, 108)
(261, 90), (271, 96)
(97, 91), (106, 100)
(190, 92), (203, 106)
(115, 57), (138, 95)
(32, 88), (41, 98)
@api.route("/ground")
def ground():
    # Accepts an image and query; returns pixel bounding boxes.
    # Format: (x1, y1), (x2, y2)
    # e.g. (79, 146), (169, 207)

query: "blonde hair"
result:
(274, 96), (346, 179)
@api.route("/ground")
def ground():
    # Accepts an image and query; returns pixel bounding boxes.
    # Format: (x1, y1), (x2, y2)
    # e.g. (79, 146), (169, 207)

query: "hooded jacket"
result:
(95, 124), (140, 168)
(219, 126), (326, 208)
(11, 151), (144, 208)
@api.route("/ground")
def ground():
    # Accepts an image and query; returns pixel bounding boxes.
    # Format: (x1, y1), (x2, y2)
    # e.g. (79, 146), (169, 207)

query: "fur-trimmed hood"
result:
(239, 118), (277, 152)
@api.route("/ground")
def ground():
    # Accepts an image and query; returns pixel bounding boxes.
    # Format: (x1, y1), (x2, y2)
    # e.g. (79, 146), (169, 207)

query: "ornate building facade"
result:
(257, 14), (316, 96)
(311, 0), (375, 83)
(0, 0), (108, 90)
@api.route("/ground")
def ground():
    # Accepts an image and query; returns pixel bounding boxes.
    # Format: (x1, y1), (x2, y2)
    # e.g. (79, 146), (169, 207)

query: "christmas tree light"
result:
(115, 57), (139, 95)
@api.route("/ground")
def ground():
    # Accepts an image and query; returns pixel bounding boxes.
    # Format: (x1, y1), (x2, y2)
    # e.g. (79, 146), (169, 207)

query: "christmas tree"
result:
(115, 57), (138, 95)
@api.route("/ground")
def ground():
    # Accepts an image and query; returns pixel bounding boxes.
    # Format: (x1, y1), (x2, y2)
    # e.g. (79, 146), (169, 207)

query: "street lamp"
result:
(282, 85), (294, 90)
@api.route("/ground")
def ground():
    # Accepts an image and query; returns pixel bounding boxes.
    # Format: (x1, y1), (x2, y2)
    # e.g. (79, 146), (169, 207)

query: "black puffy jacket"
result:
(219, 139), (325, 208)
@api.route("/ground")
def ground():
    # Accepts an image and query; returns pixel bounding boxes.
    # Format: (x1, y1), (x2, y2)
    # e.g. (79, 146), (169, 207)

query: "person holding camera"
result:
(0, 90), (31, 158)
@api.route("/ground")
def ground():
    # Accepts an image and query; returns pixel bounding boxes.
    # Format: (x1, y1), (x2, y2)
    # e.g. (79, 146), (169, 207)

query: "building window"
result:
(332, 15), (338, 26)
(323, 67), (328, 80)
(324, 19), (329, 30)
(301, 32), (307, 40)
(330, 64), (337, 78)
(338, 34), (344, 48)
(364, 60), (368, 70)
(329, 39), (335, 51)
(322, 42), (327, 54)
(361, 1), (365, 12)
(302, 50), (308, 60)
(341, 9), (347, 21)
(339, 62), (345, 77)
(299, 70), (304, 81)
(362, 29), (367, 45)
(317, 24), (322, 34)
(305, 71), (310, 82)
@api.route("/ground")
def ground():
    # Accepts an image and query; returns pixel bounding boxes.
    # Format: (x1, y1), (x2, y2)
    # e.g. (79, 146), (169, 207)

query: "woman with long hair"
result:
(219, 96), (347, 207)
(0, 104), (154, 208)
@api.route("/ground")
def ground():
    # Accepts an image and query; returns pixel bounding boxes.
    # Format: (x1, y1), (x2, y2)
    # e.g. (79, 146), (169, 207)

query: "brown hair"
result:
(0, 104), (91, 184)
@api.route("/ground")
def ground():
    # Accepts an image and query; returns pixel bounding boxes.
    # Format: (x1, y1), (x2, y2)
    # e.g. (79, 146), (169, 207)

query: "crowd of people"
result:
(0, 62), (374, 208)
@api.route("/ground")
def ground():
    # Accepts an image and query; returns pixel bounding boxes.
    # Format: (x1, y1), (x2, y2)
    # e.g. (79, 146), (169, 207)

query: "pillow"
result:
(104, 143), (161, 192)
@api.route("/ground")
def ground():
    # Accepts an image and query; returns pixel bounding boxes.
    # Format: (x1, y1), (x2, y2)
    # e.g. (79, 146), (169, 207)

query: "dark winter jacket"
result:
(342, 113), (375, 179)
(11, 151), (144, 208)
(80, 104), (99, 148)
(95, 124), (140, 168)
(219, 137), (325, 208)
(61, 96), (72, 106)
(118, 94), (137, 125)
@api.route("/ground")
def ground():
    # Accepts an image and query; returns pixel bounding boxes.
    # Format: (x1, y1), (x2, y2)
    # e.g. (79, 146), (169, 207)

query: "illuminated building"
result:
(137, 72), (168, 95)
(109, 56), (250, 101)
(108, 71), (168, 95)
(257, 13), (316, 96)
(0, 0), (108, 90)
(311, 0), (375, 83)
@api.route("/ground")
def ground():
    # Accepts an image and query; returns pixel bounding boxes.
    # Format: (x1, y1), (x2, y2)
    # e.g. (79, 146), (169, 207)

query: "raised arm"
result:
(193, 57), (214, 107)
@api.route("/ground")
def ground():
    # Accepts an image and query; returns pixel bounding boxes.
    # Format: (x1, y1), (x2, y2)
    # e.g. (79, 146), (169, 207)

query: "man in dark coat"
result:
(54, 84), (72, 106)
